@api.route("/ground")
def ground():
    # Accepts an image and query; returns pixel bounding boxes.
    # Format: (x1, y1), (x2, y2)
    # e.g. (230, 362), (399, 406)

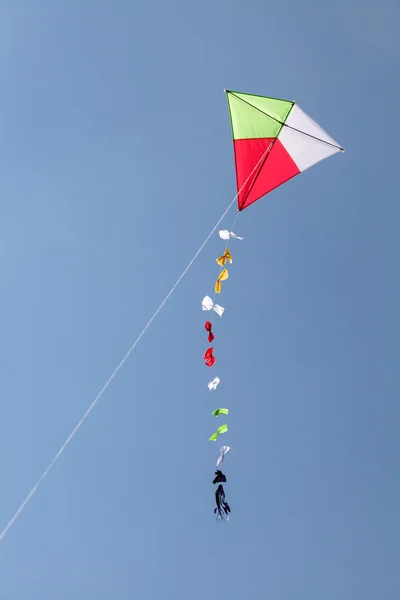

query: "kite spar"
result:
(206, 90), (344, 520)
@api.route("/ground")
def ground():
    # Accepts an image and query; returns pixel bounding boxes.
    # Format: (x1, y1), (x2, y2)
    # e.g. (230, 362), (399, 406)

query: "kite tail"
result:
(203, 207), (242, 522)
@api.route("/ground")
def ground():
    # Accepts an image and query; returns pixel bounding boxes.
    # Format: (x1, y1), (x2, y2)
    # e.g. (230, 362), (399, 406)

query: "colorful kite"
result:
(226, 90), (344, 211)
(205, 89), (343, 521)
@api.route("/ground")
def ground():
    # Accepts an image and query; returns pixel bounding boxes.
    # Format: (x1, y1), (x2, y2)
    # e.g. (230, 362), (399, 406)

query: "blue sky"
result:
(0, 0), (399, 598)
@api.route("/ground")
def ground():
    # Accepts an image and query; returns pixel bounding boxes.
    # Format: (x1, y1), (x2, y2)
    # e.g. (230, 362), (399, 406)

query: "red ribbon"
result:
(204, 347), (216, 367)
(205, 321), (215, 343)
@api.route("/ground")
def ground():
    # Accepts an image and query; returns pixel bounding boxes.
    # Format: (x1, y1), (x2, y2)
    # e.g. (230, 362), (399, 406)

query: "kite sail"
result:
(226, 90), (344, 211)
(206, 89), (343, 522)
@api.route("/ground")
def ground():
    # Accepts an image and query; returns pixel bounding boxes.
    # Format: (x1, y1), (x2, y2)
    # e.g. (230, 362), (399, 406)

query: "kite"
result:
(198, 89), (343, 521)
(226, 89), (344, 211)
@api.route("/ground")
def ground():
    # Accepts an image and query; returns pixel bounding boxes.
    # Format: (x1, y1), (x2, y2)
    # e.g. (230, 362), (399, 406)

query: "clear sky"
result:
(0, 0), (399, 598)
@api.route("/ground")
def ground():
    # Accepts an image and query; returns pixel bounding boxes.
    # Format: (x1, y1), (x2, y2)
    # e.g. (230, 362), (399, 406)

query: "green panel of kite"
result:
(226, 90), (294, 140)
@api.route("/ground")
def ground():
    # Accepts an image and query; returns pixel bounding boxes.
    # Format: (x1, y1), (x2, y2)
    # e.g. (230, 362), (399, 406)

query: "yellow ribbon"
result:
(215, 268), (229, 294)
(216, 248), (232, 267)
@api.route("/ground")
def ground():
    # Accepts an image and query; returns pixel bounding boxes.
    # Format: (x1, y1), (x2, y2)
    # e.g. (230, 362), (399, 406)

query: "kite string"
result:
(0, 142), (271, 544)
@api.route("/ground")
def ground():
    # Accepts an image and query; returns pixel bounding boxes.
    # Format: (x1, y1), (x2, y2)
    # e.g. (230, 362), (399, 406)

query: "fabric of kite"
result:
(225, 89), (344, 211)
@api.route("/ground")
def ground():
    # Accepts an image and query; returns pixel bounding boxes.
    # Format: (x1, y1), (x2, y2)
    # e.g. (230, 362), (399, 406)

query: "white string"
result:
(0, 144), (271, 542)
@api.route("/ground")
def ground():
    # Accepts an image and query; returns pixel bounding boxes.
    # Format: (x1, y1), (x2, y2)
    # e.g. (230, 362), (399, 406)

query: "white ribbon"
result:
(219, 230), (244, 241)
(208, 377), (220, 391)
(216, 445), (230, 467)
(202, 296), (224, 317)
